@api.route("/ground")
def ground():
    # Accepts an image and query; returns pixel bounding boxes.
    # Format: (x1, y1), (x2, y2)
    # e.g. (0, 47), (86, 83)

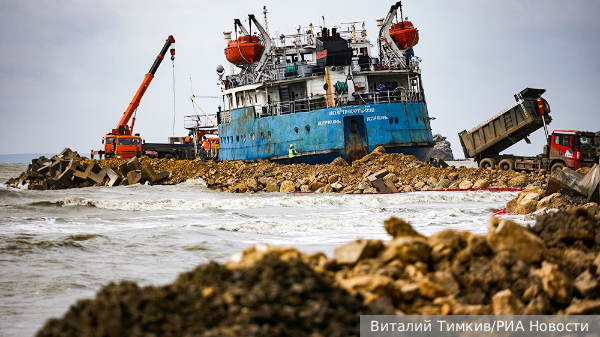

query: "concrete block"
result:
(367, 169), (389, 182)
(83, 162), (101, 180)
(73, 170), (87, 182)
(5, 177), (18, 186)
(119, 162), (130, 176)
(385, 179), (399, 193)
(66, 159), (80, 172)
(120, 178), (129, 186)
(89, 166), (110, 184)
(58, 169), (73, 188)
(141, 163), (156, 181)
(127, 171), (142, 185)
(32, 184), (47, 191)
(126, 157), (140, 171)
(58, 160), (70, 174)
(29, 171), (40, 179)
(106, 168), (122, 187)
(371, 178), (391, 193)
(45, 179), (58, 189)
(17, 172), (29, 186)
(38, 163), (51, 175)
(152, 171), (169, 183)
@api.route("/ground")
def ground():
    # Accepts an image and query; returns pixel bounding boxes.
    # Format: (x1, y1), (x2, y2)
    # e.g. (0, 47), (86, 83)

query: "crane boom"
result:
(112, 35), (176, 136)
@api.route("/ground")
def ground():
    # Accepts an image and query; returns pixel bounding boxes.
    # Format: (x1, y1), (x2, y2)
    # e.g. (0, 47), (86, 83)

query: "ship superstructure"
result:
(215, 2), (434, 164)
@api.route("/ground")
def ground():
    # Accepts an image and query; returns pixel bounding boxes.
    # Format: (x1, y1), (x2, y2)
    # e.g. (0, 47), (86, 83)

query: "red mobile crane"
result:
(94, 35), (175, 159)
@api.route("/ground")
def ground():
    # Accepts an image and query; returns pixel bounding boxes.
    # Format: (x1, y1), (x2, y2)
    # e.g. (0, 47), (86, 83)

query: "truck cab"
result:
(113, 135), (142, 159)
(549, 130), (597, 170)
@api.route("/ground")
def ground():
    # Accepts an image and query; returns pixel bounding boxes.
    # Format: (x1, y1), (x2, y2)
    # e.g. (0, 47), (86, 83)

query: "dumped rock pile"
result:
(504, 164), (600, 217)
(36, 208), (600, 336)
(5, 148), (169, 190)
(164, 146), (548, 193)
(9, 146), (550, 193)
(432, 133), (455, 161)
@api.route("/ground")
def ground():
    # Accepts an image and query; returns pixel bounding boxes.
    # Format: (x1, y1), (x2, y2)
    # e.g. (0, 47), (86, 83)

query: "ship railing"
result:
(253, 89), (423, 118)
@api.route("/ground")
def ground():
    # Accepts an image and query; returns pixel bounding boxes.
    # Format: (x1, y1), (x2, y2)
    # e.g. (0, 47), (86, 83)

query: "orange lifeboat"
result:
(389, 21), (419, 50)
(224, 35), (264, 67)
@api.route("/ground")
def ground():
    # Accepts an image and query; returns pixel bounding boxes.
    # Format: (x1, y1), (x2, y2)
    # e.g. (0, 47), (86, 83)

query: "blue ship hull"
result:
(218, 102), (434, 164)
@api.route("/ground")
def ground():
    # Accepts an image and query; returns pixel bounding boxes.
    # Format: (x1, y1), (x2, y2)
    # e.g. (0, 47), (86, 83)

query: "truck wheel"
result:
(499, 159), (515, 171)
(551, 162), (565, 172)
(479, 158), (497, 169)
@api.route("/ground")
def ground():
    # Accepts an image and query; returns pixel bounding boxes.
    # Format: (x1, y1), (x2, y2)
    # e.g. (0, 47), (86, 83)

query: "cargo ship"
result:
(213, 2), (434, 164)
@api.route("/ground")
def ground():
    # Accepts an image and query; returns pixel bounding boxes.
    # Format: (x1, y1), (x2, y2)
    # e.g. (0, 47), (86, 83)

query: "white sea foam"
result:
(53, 191), (517, 212)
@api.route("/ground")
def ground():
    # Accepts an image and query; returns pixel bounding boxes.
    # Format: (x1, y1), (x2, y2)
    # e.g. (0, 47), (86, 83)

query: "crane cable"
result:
(171, 58), (176, 137)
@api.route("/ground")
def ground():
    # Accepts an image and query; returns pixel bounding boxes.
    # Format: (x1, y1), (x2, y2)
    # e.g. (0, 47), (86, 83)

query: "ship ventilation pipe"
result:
(223, 31), (235, 76)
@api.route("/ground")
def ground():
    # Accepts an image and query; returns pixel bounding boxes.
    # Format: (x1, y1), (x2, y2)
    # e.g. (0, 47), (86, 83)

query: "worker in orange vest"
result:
(203, 138), (211, 159)
(184, 132), (192, 144)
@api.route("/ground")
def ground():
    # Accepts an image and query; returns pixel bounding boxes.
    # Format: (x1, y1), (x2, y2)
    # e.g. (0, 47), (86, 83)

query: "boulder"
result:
(300, 185), (310, 193)
(536, 261), (573, 305)
(458, 180), (473, 189)
(384, 217), (424, 239)
(427, 177), (438, 187)
(491, 289), (524, 315)
(485, 217), (543, 264)
(231, 182), (248, 193)
(330, 182), (343, 192)
(417, 278), (447, 299)
(515, 192), (539, 215)
(265, 181), (279, 192)
(402, 185), (415, 193)
(334, 239), (383, 266)
(245, 178), (258, 191)
(508, 175), (529, 188)
(574, 270), (599, 297)
(363, 187), (378, 194)
(331, 157), (349, 166)
(310, 182), (326, 191)
(279, 181), (296, 192)
(414, 181), (425, 190)
(565, 298), (600, 314)
(434, 179), (451, 190)
(536, 193), (561, 210)
(383, 173), (398, 184)
(472, 178), (491, 189)
(380, 236), (431, 264)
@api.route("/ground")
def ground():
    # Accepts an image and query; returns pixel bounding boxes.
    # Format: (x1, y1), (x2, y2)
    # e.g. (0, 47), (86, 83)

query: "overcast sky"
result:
(1, 0), (599, 158)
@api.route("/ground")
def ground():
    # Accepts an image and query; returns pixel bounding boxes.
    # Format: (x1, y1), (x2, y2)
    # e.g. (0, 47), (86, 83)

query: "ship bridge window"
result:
(236, 135), (239, 142)
(301, 53), (313, 62)
(294, 127), (299, 134)
(251, 133), (255, 141)
(305, 125), (310, 133)
(268, 131), (272, 139)
(389, 118), (393, 125)
(261, 132), (265, 140)
(395, 117), (398, 124)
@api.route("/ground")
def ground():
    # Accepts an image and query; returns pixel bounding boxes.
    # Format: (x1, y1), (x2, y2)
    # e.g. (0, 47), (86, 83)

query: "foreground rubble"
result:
(36, 207), (600, 336)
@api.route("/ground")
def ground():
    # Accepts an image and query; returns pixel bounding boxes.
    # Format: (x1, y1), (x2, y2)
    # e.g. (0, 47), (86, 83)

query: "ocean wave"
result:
(48, 190), (516, 212)
(10, 238), (85, 248)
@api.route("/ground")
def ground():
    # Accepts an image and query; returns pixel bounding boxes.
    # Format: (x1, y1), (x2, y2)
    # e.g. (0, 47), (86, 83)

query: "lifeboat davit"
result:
(224, 35), (264, 67)
(389, 21), (419, 50)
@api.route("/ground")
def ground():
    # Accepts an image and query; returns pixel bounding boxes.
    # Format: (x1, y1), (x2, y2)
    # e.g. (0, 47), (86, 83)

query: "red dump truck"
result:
(458, 88), (597, 172)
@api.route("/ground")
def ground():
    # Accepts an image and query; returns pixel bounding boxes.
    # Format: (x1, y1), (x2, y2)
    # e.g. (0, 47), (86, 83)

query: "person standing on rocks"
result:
(289, 144), (298, 164)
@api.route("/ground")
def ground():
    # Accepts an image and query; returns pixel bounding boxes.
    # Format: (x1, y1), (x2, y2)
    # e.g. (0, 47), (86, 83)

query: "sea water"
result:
(0, 162), (517, 336)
